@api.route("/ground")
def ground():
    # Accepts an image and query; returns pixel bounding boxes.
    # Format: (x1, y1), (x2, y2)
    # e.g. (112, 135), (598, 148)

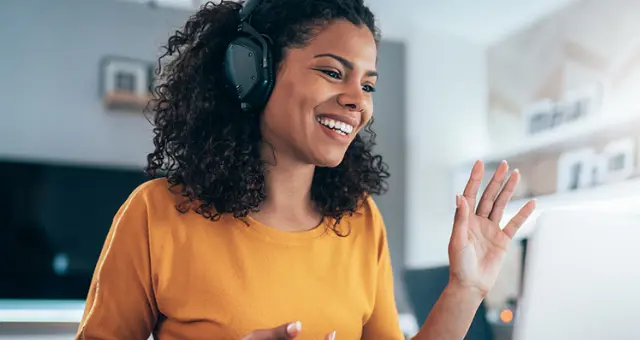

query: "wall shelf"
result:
(473, 113), (640, 167)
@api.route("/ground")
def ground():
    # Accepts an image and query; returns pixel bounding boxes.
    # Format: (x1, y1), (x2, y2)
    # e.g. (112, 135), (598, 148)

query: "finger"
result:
(462, 160), (484, 211)
(488, 169), (520, 223)
(325, 331), (337, 340)
(242, 321), (302, 340)
(502, 200), (536, 239)
(451, 194), (470, 247)
(476, 161), (509, 218)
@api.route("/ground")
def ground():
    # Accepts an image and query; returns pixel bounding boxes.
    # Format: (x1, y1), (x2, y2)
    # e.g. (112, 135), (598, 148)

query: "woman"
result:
(76, 0), (535, 339)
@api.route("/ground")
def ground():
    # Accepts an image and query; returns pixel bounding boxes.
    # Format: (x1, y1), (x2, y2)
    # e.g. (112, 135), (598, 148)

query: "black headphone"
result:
(223, 0), (274, 112)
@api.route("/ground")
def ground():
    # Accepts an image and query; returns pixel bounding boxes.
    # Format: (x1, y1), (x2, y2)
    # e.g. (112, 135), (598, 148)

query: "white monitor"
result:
(513, 209), (640, 340)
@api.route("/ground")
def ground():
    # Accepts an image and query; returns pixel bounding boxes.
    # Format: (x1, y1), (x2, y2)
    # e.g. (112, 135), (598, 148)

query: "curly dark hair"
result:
(145, 0), (390, 232)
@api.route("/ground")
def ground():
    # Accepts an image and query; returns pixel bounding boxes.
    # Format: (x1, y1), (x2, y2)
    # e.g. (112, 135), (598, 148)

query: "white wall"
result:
(403, 26), (489, 268)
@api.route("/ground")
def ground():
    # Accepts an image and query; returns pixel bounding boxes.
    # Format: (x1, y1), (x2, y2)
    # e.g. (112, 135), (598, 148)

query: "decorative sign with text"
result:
(522, 83), (603, 137)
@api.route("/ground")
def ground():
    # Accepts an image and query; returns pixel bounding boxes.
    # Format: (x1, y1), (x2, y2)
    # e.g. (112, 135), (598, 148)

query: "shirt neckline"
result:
(232, 215), (335, 244)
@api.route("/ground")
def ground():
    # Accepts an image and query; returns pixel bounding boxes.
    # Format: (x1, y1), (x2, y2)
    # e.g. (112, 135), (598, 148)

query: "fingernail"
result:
(514, 168), (520, 173)
(329, 331), (336, 340)
(287, 321), (302, 335)
(455, 194), (460, 207)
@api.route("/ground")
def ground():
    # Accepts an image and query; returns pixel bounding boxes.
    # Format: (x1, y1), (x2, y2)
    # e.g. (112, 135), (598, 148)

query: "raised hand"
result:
(241, 321), (336, 340)
(448, 160), (536, 295)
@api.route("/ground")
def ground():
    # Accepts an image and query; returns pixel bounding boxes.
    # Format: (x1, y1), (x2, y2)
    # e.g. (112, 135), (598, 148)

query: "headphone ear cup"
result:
(223, 34), (274, 111)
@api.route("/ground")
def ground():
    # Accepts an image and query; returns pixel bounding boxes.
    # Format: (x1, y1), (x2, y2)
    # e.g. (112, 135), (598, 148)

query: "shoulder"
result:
(362, 195), (382, 216)
(110, 177), (197, 244)
(338, 196), (391, 264)
(357, 195), (383, 224)
(346, 195), (387, 241)
(125, 177), (180, 206)
(115, 177), (184, 220)
(129, 177), (173, 198)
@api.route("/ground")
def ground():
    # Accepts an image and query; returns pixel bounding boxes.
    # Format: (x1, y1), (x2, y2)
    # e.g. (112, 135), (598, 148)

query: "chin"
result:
(310, 149), (347, 168)
(315, 158), (344, 168)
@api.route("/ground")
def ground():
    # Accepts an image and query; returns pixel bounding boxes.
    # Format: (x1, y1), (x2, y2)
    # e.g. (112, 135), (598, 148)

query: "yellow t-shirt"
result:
(76, 178), (404, 340)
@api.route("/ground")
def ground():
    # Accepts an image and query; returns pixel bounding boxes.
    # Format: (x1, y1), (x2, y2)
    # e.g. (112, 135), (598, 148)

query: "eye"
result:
(362, 84), (376, 93)
(319, 69), (342, 79)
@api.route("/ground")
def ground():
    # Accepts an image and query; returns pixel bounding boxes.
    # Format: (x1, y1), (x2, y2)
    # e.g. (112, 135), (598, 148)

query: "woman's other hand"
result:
(241, 321), (336, 340)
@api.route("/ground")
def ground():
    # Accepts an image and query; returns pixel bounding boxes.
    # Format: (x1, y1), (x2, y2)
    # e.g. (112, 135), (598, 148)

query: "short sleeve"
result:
(76, 184), (158, 340)
(361, 198), (405, 340)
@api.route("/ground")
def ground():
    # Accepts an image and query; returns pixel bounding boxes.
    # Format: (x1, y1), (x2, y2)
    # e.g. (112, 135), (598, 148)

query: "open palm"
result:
(448, 160), (536, 295)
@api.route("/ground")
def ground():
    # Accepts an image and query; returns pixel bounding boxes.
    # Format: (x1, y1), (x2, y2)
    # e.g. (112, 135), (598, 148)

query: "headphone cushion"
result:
(223, 35), (274, 110)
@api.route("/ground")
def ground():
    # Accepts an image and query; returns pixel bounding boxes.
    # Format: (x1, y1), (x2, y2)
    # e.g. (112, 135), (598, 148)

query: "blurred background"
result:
(1, 0), (640, 339)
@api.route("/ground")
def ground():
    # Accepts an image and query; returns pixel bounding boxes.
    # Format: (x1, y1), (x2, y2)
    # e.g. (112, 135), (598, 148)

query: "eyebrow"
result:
(313, 53), (378, 77)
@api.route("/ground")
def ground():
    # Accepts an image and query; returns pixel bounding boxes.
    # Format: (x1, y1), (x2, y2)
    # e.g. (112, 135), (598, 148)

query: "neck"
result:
(258, 145), (317, 218)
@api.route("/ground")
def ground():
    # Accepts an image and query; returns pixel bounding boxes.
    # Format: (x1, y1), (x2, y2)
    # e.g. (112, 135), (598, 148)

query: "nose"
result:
(337, 85), (366, 112)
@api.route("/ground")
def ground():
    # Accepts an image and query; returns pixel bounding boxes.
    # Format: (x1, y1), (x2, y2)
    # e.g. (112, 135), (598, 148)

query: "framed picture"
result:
(594, 138), (635, 185)
(556, 148), (596, 193)
(100, 56), (154, 111)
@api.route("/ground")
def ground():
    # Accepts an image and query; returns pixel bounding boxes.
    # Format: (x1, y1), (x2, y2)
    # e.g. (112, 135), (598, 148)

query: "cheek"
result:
(280, 81), (334, 122)
(263, 79), (300, 124)
(363, 110), (373, 125)
(272, 76), (320, 111)
(358, 104), (374, 131)
(294, 77), (334, 108)
(262, 79), (321, 139)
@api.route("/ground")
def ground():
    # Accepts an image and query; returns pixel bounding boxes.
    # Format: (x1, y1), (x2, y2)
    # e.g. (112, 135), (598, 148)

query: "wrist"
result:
(444, 280), (486, 305)
(413, 280), (488, 340)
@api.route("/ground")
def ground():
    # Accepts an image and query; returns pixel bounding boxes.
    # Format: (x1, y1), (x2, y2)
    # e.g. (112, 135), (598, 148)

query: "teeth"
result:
(316, 117), (354, 135)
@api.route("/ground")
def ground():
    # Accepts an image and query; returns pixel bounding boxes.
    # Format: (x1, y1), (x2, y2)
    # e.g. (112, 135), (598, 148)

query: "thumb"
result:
(242, 321), (302, 340)
(452, 194), (470, 246)
(325, 331), (337, 340)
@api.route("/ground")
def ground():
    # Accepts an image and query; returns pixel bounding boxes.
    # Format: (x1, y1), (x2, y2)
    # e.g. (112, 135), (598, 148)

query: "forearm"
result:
(412, 282), (485, 340)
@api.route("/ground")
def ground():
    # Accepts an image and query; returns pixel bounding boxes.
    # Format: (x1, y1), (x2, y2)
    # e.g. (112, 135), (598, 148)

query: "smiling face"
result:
(260, 19), (378, 168)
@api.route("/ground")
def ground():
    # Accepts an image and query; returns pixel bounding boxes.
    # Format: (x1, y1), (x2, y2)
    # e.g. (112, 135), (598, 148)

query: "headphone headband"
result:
(239, 0), (262, 22)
